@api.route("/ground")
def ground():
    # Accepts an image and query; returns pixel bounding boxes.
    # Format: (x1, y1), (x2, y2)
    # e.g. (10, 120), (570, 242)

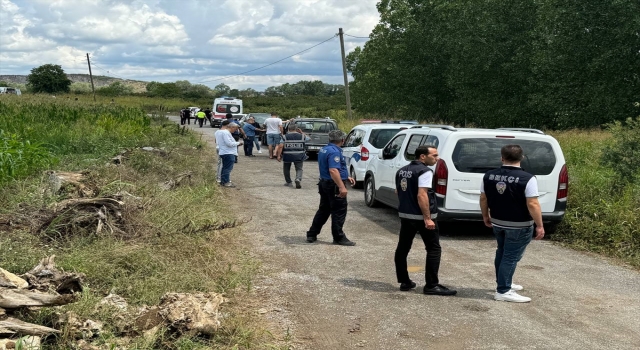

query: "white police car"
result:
(342, 121), (416, 188)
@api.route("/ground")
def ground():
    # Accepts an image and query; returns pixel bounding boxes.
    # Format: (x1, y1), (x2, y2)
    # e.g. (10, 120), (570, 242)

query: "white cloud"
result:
(0, 0), (379, 90)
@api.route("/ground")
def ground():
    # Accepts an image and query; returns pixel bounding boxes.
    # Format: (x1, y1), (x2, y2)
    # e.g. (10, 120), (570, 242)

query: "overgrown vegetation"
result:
(0, 96), (290, 349)
(552, 126), (639, 267)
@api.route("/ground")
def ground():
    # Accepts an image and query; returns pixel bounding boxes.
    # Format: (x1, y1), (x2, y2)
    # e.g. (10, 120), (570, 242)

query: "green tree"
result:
(213, 83), (230, 97)
(601, 116), (640, 188)
(97, 81), (134, 96)
(26, 64), (72, 93)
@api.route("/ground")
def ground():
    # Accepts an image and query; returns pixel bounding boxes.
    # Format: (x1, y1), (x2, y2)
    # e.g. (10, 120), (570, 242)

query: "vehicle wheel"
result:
(350, 167), (362, 189)
(364, 176), (378, 207)
(543, 223), (559, 236)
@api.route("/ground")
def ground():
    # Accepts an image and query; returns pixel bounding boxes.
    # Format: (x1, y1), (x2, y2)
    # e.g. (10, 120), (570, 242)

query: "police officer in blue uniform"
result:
(306, 130), (356, 246)
(480, 144), (545, 303)
(395, 145), (457, 295)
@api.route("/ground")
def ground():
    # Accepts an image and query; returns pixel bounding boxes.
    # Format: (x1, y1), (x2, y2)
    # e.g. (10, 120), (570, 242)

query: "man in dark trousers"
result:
(480, 144), (545, 303)
(204, 108), (213, 127)
(394, 145), (457, 295)
(282, 123), (310, 188)
(182, 107), (191, 125)
(306, 130), (356, 246)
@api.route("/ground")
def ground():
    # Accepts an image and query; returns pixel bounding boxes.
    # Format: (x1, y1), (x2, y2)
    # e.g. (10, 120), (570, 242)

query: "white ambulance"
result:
(211, 96), (243, 127)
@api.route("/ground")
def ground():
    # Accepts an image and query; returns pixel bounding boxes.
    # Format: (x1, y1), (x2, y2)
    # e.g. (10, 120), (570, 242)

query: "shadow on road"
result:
(276, 235), (334, 245)
(338, 278), (397, 293)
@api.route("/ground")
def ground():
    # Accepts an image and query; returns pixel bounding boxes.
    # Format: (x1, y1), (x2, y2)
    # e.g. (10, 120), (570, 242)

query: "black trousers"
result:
(197, 117), (205, 127)
(307, 180), (348, 241)
(394, 218), (441, 288)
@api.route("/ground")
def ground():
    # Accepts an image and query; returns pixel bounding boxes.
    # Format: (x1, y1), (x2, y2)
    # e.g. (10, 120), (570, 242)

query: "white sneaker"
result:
(258, 150), (262, 153)
(510, 283), (523, 291)
(494, 290), (531, 303)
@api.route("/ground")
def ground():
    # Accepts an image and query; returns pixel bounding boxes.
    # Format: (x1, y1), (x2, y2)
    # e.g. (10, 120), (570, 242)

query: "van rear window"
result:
(452, 139), (556, 175)
(368, 129), (403, 149)
(216, 104), (241, 114)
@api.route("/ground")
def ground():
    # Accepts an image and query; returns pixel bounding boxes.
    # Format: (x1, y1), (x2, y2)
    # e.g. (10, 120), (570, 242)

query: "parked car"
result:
(364, 125), (568, 233)
(0, 87), (21, 95)
(343, 121), (417, 188)
(283, 117), (338, 154)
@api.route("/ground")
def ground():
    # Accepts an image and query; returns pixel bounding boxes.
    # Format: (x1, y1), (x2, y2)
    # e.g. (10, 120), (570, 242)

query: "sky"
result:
(0, 0), (379, 91)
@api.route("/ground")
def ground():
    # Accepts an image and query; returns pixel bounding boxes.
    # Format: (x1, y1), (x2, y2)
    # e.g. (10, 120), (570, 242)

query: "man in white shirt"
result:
(264, 112), (284, 160)
(214, 120), (230, 183)
(214, 123), (243, 187)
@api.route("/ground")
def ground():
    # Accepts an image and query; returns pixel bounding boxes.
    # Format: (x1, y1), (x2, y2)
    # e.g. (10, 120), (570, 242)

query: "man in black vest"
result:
(394, 145), (457, 296)
(282, 123), (310, 188)
(480, 144), (545, 303)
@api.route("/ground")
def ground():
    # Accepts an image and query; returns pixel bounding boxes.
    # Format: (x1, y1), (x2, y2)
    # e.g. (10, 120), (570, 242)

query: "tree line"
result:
(10, 64), (345, 100)
(346, 0), (640, 129)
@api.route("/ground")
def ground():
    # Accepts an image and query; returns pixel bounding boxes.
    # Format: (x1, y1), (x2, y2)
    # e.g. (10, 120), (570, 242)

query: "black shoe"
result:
(333, 237), (356, 246)
(295, 180), (301, 189)
(400, 281), (417, 291)
(423, 284), (457, 296)
(306, 236), (317, 243)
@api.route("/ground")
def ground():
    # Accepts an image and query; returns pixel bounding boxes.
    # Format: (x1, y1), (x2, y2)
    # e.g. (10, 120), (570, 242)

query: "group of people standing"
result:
(213, 113), (543, 303)
(180, 107), (213, 128)
(214, 112), (310, 190)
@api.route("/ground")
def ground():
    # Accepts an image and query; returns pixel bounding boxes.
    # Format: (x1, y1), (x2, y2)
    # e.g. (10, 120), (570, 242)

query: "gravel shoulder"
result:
(173, 117), (640, 350)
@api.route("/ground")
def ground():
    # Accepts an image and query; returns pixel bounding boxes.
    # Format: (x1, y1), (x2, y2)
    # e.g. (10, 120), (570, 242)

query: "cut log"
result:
(46, 171), (95, 198)
(0, 268), (28, 289)
(0, 288), (77, 309)
(0, 317), (59, 336)
(21, 256), (84, 294)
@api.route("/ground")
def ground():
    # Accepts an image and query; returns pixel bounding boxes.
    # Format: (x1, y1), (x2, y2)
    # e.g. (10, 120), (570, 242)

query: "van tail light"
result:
(434, 159), (448, 196)
(557, 164), (569, 200)
(361, 146), (370, 161)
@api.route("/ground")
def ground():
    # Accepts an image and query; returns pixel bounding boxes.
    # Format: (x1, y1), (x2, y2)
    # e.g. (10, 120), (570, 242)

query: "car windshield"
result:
(216, 104), (241, 114)
(249, 113), (270, 124)
(452, 138), (557, 175)
(368, 129), (404, 149)
(297, 121), (336, 133)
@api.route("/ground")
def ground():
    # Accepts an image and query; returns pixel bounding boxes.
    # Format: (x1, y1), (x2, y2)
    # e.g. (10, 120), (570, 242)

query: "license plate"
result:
(307, 146), (320, 150)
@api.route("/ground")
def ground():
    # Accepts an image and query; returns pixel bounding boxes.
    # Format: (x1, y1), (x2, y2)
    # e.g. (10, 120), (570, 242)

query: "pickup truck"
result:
(283, 117), (338, 154)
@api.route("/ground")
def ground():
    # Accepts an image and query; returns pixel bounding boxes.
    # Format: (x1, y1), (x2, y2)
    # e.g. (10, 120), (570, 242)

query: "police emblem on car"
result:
(400, 178), (408, 191)
(496, 182), (507, 194)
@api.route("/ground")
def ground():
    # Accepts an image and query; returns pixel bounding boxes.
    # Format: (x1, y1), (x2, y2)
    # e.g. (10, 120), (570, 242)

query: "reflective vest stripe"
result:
(490, 218), (533, 227)
(399, 213), (438, 220)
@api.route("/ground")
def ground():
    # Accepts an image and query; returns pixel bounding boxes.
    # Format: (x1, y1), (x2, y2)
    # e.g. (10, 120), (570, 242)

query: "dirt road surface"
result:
(171, 117), (640, 350)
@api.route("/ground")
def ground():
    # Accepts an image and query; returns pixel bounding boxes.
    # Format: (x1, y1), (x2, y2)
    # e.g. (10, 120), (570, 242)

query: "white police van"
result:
(364, 126), (568, 233)
(211, 96), (243, 127)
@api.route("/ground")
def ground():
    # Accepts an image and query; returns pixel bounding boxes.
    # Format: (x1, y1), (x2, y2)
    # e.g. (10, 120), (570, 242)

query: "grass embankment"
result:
(0, 95), (289, 349)
(552, 129), (639, 267)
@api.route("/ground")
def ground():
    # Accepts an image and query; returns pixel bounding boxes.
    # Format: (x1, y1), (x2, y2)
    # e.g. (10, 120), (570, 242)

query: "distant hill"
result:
(0, 74), (148, 93)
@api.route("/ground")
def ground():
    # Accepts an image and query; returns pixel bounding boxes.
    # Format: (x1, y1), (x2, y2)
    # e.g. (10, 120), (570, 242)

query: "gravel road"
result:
(171, 117), (640, 350)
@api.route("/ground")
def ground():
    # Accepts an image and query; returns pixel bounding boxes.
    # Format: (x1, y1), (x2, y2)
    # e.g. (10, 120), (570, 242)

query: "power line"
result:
(344, 33), (369, 39)
(198, 34), (338, 84)
(90, 62), (127, 80)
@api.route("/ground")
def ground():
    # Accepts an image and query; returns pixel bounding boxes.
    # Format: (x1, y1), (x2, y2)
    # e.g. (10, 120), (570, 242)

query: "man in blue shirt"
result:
(306, 130), (356, 246)
(242, 116), (264, 156)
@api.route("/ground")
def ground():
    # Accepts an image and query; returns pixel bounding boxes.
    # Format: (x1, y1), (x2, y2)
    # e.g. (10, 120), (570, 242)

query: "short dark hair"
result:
(501, 144), (524, 162)
(221, 120), (231, 126)
(226, 113), (233, 118)
(271, 112), (277, 116)
(415, 145), (436, 158)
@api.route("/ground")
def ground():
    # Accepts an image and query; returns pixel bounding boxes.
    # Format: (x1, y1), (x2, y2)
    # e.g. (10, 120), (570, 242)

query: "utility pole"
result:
(338, 28), (353, 119)
(86, 53), (96, 102)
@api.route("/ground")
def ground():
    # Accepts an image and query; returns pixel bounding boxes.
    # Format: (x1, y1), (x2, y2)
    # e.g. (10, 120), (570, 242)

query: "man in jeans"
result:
(214, 120), (230, 183)
(242, 116), (264, 157)
(282, 123), (310, 188)
(263, 112), (283, 160)
(480, 144), (545, 303)
(214, 123), (243, 188)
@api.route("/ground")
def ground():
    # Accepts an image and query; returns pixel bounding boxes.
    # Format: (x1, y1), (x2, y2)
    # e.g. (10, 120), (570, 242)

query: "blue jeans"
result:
(253, 136), (261, 151)
(244, 136), (255, 155)
(493, 226), (533, 293)
(220, 154), (235, 184)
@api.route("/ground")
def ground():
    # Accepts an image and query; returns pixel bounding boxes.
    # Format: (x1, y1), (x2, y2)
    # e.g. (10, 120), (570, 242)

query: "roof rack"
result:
(360, 120), (418, 124)
(496, 128), (545, 135)
(410, 124), (457, 131)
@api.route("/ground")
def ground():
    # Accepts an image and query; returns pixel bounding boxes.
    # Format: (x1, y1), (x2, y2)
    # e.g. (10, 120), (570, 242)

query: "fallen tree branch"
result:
(0, 288), (77, 309)
(0, 317), (59, 336)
